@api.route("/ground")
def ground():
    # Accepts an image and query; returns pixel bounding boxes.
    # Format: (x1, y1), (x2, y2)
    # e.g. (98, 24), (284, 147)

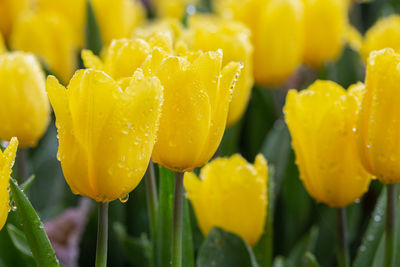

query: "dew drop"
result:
(374, 215), (381, 222)
(119, 194), (129, 203)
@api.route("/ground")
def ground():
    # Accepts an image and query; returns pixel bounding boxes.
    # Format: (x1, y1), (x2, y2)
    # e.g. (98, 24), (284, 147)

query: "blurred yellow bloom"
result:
(154, 0), (198, 19)
(0, 52), (50, 148)
(361, 15), (400, 61)
(46, 69), (163, 202)
(215, 0), (305, 86)
(0, 137), (18, 231)
(284, 80), (372, 207)
(185, 15), (253, 126)
(184, 153), (268, 246)
(0, 34), (5, 55)
(37, 0), (86, 47)
(91, 0), (145, 45)
(152, 50), (242, 172)
(0, 0), (29, 40)
(302, 0), (348, 67)
(11, 11), (78, 84)
(356, 48), (400, 184)
(82, 38), (151, 80)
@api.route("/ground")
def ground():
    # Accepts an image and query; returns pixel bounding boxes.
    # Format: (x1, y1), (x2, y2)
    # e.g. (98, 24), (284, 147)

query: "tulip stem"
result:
(385, 184), (396, 267)
(17, 149), (28, 183)
(145, 159), (158, 267)
(172, 171), (184, 267)
(95, 202), (109, 267)
(337, 207), (350, 267)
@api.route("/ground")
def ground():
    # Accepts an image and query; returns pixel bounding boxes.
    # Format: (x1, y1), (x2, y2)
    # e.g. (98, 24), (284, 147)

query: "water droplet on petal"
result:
(119, 194), (129, 203)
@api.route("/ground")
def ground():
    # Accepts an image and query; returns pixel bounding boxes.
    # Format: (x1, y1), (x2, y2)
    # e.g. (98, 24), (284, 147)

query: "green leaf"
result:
(9, 179), (60, 267)
(113, 222), (151, 267)
(272, 256), (288, 267)
(197, 227), (259, 267)
(155, 166), (194, 267)
(288, 226), (319, 267)
(305, 252), (321, 267)
(7, 224), (32, 257)
(20, 175), (35, 192)
(353, 188), (386, 267)
(85, 0), (103, 55)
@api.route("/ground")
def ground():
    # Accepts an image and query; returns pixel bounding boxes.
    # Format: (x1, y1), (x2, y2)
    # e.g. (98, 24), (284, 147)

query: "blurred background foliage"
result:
(1, 0), (400, 266)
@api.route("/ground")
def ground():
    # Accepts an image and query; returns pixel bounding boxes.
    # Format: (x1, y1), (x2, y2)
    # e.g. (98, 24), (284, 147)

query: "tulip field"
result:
(1, 0), (400, 267)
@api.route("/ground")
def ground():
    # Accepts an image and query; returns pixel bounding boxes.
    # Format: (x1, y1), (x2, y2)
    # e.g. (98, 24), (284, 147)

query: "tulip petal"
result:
(81, 49), (104, 70)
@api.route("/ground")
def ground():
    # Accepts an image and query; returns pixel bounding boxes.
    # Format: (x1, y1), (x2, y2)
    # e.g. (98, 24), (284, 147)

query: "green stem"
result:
(95, 202), (109, 267)
(17, 148), (28, 183)
(385, 184), (396, 267)
(172, 172), (184, 267)
(145, 159), (158, 267)
(337, 207), (350, 267)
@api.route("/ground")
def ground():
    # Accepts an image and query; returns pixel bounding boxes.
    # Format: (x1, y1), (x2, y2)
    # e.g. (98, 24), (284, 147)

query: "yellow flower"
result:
(37, 0), (86, 47)
(356, 48), (400, 184)
(302, 0), (348, 68)
(10, 11), (78, 84)
(184, 153), (268, 246)
(284, 80), (373, 207)
(82, 38), (152, 80)
(91, 0), (145, 45)
(0, 52), (50, 148)
(151, 50), (242, 172)
(361, 15), (400, 62)
(184, 15), (253, 126)
(215, 0), (305, 86)
(46, 69), (163, 202)
(0, 0), (29, 40)
(0, 34), (5, 55)
(0, 137), (18, 231)
(154, 0), (198, 19)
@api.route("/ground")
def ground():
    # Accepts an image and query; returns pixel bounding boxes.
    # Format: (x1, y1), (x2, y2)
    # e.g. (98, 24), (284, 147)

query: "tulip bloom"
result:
(0, 34), (5, 54)
(0, 137), (18, 231)
(356, 48), (400, 184)
(154, 0), (198, 19)
(82, 38), (152, 80)
(185, 15), (253, 127)
(91, 0), (145, 45)
(151, 50), (242, 172)
(361, 15), (400, 62)
(0, 52), (50, 148)
(0, 0), (29, 40)
(11, 11), (78, 84)
(216, 0), (305, 86)
(301, 0), (348, 67)
(184, 153), (268, 246)
(46, 69), (163, 202)
(284, 80), (372, 207)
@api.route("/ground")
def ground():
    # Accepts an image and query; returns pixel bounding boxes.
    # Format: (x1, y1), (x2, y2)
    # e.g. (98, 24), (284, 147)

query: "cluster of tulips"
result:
(1, 0), (400, 266)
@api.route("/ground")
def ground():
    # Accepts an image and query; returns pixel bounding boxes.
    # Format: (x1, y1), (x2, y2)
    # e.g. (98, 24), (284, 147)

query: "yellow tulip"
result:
(37, 0), (86, 47)
(46, 69), (163, 202)
(82, 38), (152, 80)
(185, 15), (253, 126)
(154, 0), (198, 19)
(0, 52), (50, 148)
(356, 48), (400, 184)
(0, 34), (5, 55)
(284, 80), (373, 207)
(91, 0), (145, 45)
(184, 153), (268, 246)
(215, 0), (305, 86)
(361, 15), (400, 62)
(0, 0), (29, 40)
(10, 11), (78, 84)
(0, 137), (18, 231)
(151, 50), (242, 172)
(302, 0), (348, 68)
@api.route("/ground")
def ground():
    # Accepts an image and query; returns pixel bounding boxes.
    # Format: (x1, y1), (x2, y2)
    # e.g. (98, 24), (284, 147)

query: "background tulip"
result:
(284, 80), (372, 207)
(361, 15), (400, 62)
(154, 0), (199, 19)
(0, 34), (5, 54)
(46, 69), (163, 202)
(216, 0), (305, 86)
(184, 153), (268, 246)
(91, 0), (145, 45)
(0, 0), (29, 40)
(0, 137), (18, 232)
(301, 0), (348, 68)
(10, 11), (78, 84)
(356, 48), (400, 184)
(151, 50), (242, 171)
(184, 15), (253, 127)
(0, 52), (50, 148)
